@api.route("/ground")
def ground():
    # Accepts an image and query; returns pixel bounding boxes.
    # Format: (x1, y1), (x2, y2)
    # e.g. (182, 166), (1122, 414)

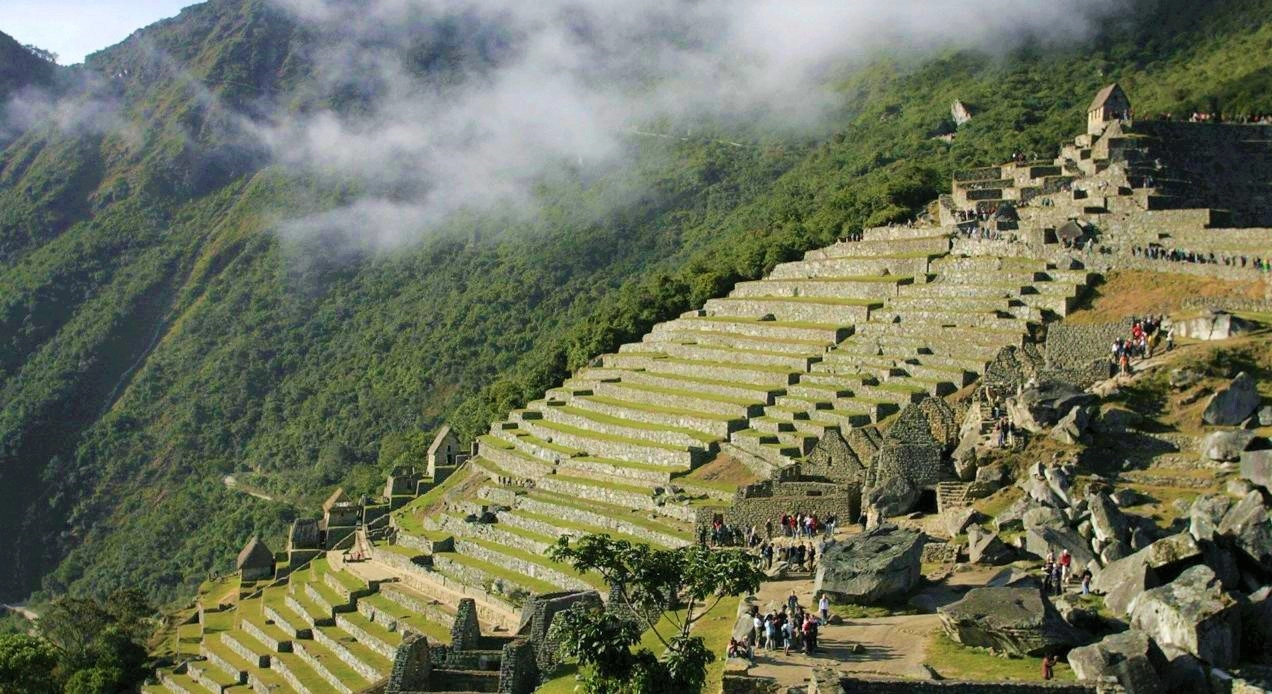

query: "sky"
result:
(5, 0), (196, 65)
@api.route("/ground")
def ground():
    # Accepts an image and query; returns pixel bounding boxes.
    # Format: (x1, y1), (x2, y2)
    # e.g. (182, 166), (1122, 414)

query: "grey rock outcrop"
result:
(1067, 629), (1163, 693)
(1089, 492), (1130, 544)
(1202, 372), (1261, 426)
(1174, 311), (1254, 341)
(1241, 586), (1272, 664)
(1128, 565), (1242, 667)
(1008, 382), (1098, 433)
(1217, 490), (1272, 573)
(1240, 449), (1272, 492)
(814, 524), (925, 605)
(1050, 406), (1093, 445)
(1189, 494), (1234, 542)
(938, 586), (1083, 656)
(1199, 430), (1256, 462)
(967, 527), (1014, 565)
(943, 507), (981, 537)
(1169, 368), (1202, 390)
(1093, 551), (1159, 616)
(863, 475), (919, 518)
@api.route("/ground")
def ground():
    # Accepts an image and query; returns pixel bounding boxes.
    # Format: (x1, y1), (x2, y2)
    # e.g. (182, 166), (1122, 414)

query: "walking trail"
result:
(744, 567), (999, 688)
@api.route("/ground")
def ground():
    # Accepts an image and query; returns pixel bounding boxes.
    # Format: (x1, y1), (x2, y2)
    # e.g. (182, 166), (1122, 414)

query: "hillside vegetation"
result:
(3, 0), (1272, 606)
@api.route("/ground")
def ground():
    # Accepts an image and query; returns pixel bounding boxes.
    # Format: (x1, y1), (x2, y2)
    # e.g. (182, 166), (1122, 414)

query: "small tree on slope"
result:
(547, 535), (763, 694)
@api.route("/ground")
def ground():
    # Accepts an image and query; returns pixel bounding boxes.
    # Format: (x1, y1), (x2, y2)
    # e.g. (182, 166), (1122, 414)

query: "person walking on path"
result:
(818, 593), (830, 622)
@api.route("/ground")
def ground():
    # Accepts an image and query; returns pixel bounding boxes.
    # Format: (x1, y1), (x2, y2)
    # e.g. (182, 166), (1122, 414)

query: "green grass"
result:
(464, 536), (607, 590)
(718, 295), (883, 307)
(924, 632), (1075, 682)
(508, 429), (581, 456)
(318, 624), (393, 670)
(513, 509), (677, 550)
(391, 466), (477, 535)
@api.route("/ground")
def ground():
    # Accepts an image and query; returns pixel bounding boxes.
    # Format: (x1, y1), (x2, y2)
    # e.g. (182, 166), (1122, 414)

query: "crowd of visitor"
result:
(1131, 245), (1272, 273)
(728, 591), (828, 662)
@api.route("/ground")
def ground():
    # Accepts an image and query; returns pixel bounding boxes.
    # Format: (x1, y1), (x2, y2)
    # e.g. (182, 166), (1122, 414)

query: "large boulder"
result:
(1202, 372), (1261, 426)
(987, 567), (1040, 588)
(1067, 629), (1164, 693)
(1189, 494), (1234, 543)
(1093, 552), (1159, 616)
(1174, 311), (1255, 341)
(1217, 490), (1272, 573)
(1089, 491), (1131, 545)
(1050, 405), (1093, 445)
(943, 507), (981, 537)
(1240, 449), (1272, 492)
(967, 527), (1014, 565)
(1143, 532), (1202, 570)
(1008, 382), (1098, 434)
(1128, 565), (1242, 667)
(938, 587), (1084, 656)
(814, 524), (925, 605)
(1025, 523), (1095, 568)
(994, 498), (1030, 533)
(1169, 368), (1202, 390)
(863, 475), (919, 518)
(1200, 430), (1257, 462)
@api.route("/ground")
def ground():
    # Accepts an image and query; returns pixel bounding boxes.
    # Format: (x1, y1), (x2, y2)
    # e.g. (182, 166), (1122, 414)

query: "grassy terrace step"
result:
(273, 651), (344, 694)
(243, 593), (297, 646)
(434, 550), (561, 595)
(358, 593), (452, 644)
(520, 490), (693, 542)
(457, 536), (604, 590)
(578, 369), (773, 403)
(659, 316), (849, 343)
(630, 340), (819, 371)
(559, 456), (685, 484)
(571, 394), (741, 437)
(533, 402), (719, 446)
(159, 672), (205, 694)
(603, 351), (798, 387)
(316, 624), (393, 673)
(644, 327), (834, 354)
(201, 636), (256, 680)
(220, 630), (272, 667)
(702, 296), (876, 323)
(188, 659), (241, 689)
(500, 508), (677, 550)
(294, 635), (373, 691)
(515, 417), (703, 468)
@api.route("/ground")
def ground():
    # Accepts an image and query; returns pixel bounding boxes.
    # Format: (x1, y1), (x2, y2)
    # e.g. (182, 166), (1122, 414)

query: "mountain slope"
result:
(3, 0), (1272, 605)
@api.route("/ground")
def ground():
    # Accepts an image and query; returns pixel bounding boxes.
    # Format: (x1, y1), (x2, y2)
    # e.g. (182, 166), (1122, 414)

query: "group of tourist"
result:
(729, 592), (828, 661)
(703, 512), (839, 549)
(986, 400), (1020, 449)
(1110, 315), (1166, 375)
(1151, 111), (1272, 124)
(1131, 245), (1272, 273)
(756, 541), (819, 572)
(772, 512), (834, 539)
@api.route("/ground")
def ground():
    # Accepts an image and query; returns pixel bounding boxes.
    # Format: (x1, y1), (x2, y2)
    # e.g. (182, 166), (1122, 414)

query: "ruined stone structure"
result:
(1088, 83), (1131, 136)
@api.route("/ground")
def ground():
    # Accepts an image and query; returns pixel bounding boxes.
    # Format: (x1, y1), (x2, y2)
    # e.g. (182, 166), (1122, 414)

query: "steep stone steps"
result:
(728, 275), (910, 300)
(701, 296), (876, 323)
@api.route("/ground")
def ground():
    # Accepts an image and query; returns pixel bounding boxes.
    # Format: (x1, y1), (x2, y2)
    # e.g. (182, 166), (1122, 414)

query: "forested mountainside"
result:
(3, 0), (1272, 606)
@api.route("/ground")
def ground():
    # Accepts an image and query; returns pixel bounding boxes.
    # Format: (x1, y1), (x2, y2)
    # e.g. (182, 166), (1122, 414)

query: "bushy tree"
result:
(547, 536), (763, 694)
(0, 634), (59, 694)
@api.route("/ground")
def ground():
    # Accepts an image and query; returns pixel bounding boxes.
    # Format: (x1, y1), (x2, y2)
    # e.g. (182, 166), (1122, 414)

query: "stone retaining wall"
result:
(336, 613), (397, 660)
(371, 546), (518, 623)
(808, 668), (1096, 694)
(313, 627), (383, 681)
(453, 539), (591, 592)
(242, 617), (291, 652)
(222, 633), (269, 668)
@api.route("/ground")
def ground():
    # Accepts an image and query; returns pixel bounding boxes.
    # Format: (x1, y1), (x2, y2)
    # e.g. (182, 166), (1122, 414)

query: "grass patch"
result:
(553, 405), (719, 445)
(924, 632), (1074, 682)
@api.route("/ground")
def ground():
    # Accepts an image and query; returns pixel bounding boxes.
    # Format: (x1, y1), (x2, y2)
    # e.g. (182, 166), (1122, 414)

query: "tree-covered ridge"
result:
(2, 0), (1272, 608)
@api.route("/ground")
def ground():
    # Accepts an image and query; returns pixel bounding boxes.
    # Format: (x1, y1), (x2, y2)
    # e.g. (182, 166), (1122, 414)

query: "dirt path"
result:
(743, 567), (1001, 688)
